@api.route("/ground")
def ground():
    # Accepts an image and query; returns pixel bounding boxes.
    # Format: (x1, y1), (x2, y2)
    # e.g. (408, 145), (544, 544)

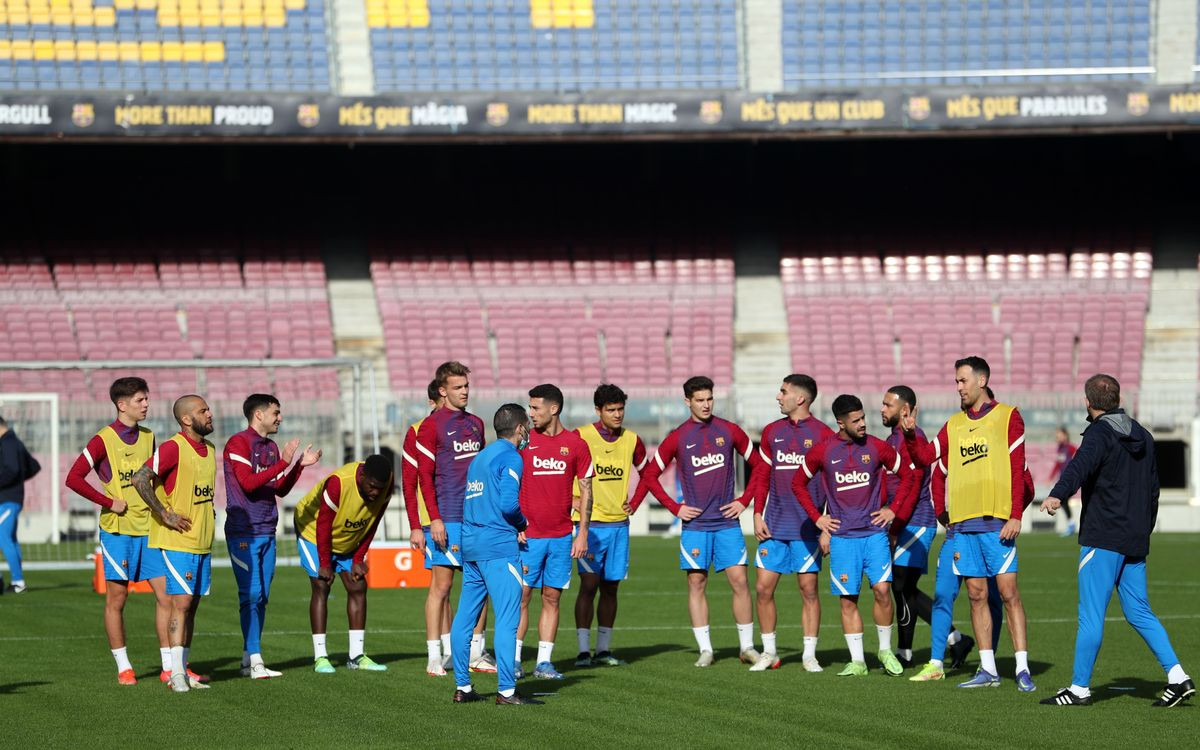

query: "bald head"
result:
(173, 395), (214, 436)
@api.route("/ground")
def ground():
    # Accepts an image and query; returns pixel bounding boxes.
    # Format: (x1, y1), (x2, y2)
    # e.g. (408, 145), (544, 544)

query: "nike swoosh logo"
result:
(528, 445), (538, 450)
(124, 452), (135, 457)
(604, 448), (615, 453)
(968, 426), (979, 432)
(447, 431), (457, 436)
(686, 444), (697, 449)
(831, 459), (843, 465)
(773, 438), (784, 443)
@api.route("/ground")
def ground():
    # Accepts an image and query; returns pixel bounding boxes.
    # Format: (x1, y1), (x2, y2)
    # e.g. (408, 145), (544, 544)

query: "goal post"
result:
(0, 392), (60, 542)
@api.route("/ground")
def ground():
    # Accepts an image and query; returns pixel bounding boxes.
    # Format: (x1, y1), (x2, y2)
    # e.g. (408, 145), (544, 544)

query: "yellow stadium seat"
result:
(202, 40), (224, 61)
(32, 39), (54, 60)
(158, 11), (178, 24)
(182, 41), (204, 60)
(199, 0), (218, 10)
(410, 9), (428, 26)
(49, 0), (69, 10)
(10, 0), (30, 9)
(134, 0), (155, 9)
(574, 8), (593, 27)
(75, 40), (97, 60)
(371, 0), (387, 10)
(552, 8), (572, 26)
(179, 0), (198, 10)
(264, 0), (284, 13)
(8, 9), (28, 23)
(118, 40), (139, 61)
(11, 40), (33, 59)
(93, 6), (115, 24)
(221, 0), (241, 9)
(0, 41), (11, 60)
(161, 41), (183, 60)
(51, 9), (71, 23)
(73, 9), (94, 23)
(71, 0), (91, 8)
(96, 41), (118, 60)
(180, 11), (199, 25)
(220, 9), (240, 24)
(242, 0), (260, 11)
(242, 10), (260, 24)
(0, 11), (7, 25)
(113, 0), (133, 8)
(530, 11), (551, 27)
(139, 41), (161, 61)
(264, 10), (283, 25)
(284, 0), (303, 9)
(54, 40), (75, 60)
(30, 9), (49, 22)
(200, 9), (220, 24)
(160, 0), (178, 11)
(28, 0), (48, 10)
(365, 10), (384, 26)
(529, 0), (550, 11)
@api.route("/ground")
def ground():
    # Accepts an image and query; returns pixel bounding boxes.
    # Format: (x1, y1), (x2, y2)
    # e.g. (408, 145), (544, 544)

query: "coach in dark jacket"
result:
(1038, 374), (1192, 709)
(1045, 383), (1158, 558)
(1, 416), (40, 593)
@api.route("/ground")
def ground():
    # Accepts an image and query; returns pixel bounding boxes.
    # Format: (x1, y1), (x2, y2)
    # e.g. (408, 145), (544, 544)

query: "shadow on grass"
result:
(580, 642), (689, 665)
(1091, 676), (1179, 704)
(0, 681), (50, 693)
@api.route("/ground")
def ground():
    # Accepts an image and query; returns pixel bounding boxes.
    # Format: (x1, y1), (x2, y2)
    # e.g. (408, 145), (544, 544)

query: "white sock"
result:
(470, 633), (484, 661)
(312, 633), (328, 660)
(1069, 683), (1091, 698)
(803, 636), (818, 660)
(516, 639), (523, 663)
(899, 648), (912, 661)
(577, 628), (591, 654)
(170, 646), (185, 677)
(249, 652), (263, 668)
(349, 629), (365, 660)
(1015, 650), (1029, 675)
(426, 640), (441, 663)
(537, 640), (554, 664)
(736, 622), (755, 652)
(762, 632), (777, 655)
(876, 625), (892, 652)
(693, 625), (713, 654)
(499, 687), (515, 698)
(1168, 664), (1189, 684)
(979, 649), (997, 675)
(947, 629), (962, 646)
(111, 647), (132, 672)
(845, 633), (865, 663)
(440, 632), (452, 657)
(596, 626), (613, 653)
(930, 658), (944, 669)
(159, 647), (171, 672)
(457, 683), (473, 693)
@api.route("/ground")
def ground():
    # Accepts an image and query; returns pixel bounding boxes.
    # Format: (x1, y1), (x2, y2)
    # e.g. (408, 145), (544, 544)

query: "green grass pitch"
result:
(2, 533), (1196, 748)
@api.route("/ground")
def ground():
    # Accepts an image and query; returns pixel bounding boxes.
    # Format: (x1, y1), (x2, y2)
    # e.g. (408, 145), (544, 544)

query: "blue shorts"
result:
(158, 549), (212, 596)
(892, 524), (937, 573)
(680, 527), (747, 573)
(755, 537), (822, 575)
(829, 534), (893, 596)
(578, 524), (630, 581)
(98, 530), (163, 583)
(423, 522), (464, 569)
(520, 534), (573, 590)
(297, 536), (354, 578)
(954, 531), (1018, 578)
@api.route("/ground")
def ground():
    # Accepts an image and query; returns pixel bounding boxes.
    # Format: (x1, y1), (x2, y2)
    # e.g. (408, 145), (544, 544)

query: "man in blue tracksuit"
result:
(1040, 374), (1193, 708)
(451, 403), (543, 706)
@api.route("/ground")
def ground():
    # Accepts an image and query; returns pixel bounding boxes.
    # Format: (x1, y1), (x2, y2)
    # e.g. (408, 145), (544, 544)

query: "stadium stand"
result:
(780, 232), (1151, 400)
(369, 236), (734, 390)
(369, 0), (741, 92)
(0, 0), (330, 92)
(781, 0), (1153, 88)
(0, 243), (337, 402)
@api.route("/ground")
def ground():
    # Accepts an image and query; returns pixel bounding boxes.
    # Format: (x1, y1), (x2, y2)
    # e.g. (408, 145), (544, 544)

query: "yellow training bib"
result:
(945, 403), (1016, 524)
(97, 425), (155, 536)
(149, 434), (216, 554)
(295, 463), (391, 555)
(573, 424), (639, 523)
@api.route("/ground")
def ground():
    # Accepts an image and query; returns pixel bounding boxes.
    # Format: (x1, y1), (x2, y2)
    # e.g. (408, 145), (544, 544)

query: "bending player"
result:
(516, 384), (592, 679)
(742, 374), (833, 672)
(294, 455), (394, 673)
(573, 383), (647, 667)
(793, 394), (917, 677)
(224, 393), (321, 678)
(630, 375), (759, 667)
(451, 404), (542, 705)
(129, 395), (217, 693)
(903, 357), (1035, 691)
(416, 362), (494, 676)
(65, 376), (172, 685)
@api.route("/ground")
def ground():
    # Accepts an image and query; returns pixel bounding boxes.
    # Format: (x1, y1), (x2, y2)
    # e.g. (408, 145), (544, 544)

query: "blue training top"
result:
(461, 439), (527, 562)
